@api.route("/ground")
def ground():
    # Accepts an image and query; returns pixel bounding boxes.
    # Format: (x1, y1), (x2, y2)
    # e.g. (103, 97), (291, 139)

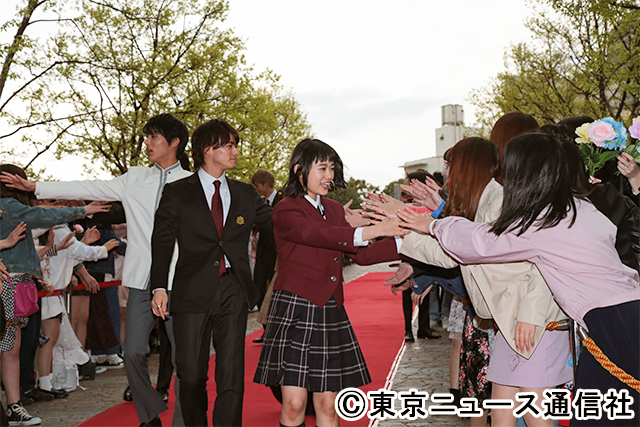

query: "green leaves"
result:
(470, 0), (640, 130)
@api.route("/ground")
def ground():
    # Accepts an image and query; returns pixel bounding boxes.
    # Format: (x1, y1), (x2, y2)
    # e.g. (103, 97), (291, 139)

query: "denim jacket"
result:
(0, 198), (86, 278)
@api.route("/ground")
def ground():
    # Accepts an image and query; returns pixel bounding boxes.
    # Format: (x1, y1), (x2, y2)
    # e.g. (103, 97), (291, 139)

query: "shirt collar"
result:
(198, 168), (227, 188)
(266, 189), (277, 204)
(154, 161), (181, 173)
(304, 194), (322, 209)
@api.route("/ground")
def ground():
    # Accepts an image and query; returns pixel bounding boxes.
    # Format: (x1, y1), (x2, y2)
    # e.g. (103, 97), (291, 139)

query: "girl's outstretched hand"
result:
(396, 208), (434, 234)
(0, 222), (26, 250)
(372, 217), (411, 238)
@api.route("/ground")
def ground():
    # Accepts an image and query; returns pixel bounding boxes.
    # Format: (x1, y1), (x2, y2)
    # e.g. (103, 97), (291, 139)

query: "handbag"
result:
(9, 278), (39, 317)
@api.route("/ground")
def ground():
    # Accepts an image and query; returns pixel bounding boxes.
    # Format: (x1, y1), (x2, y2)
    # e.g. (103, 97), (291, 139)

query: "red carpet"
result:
(78, 272), (404, 426)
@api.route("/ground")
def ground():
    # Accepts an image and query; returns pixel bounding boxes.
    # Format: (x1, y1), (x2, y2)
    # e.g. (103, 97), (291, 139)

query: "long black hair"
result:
(490, 132), (588, 236)
(282, 138), (346, 197)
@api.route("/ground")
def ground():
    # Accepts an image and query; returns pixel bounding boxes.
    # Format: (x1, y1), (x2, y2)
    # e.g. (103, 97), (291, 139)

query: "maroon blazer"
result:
(272, 195), (399, 308)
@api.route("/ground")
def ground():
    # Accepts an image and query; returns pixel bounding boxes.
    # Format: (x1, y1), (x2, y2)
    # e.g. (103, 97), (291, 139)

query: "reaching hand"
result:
(343, 199), (373, 227)
(370, 217), (411, 238)
(83, 273), (100, 293)
(81, 226), (101, 245)
(0, 222), (26, 250)
(84, 201), (112, 216)
(103, 239), (120, 252)
(401, 177), (443, 211)
(56, 232), (76, 251)
(385, 263), (414, 287)
(362, 193), (407, 218)
(396, 208), (434, 234)
(0, 172), (36, 192)
(515, 321), (536, 354)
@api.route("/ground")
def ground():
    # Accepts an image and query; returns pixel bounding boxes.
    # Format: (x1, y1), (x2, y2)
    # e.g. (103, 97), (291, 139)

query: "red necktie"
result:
(212, 180), (226, 276)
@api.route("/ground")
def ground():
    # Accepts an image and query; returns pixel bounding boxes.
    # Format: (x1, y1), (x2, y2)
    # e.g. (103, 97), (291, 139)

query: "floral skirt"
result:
(459, 312), (492, 404)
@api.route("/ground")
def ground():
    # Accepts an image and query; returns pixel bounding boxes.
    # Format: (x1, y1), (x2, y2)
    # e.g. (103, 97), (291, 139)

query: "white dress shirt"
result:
(198, 168), (232, 267)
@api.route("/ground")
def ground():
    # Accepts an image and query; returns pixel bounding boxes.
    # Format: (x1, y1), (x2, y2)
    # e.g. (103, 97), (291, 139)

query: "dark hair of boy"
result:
(190, 119), (240, 171)
(143, 113), (191, 170)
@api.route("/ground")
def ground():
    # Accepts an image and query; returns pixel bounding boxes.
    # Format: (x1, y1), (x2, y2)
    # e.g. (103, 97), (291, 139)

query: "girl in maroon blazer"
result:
(254, 139), (407, 427)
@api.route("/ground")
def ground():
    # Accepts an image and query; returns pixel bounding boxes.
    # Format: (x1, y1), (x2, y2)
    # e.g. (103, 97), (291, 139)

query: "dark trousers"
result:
(19, 307), (41, 393)
(173, 273), (248, 427)
(402, 288), (429, 334)
(156, 317), (173, 393)
(572, 300), (640, 426)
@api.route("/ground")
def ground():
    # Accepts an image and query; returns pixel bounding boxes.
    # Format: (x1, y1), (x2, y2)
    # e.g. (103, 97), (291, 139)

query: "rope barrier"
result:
(545, 320), (640, 393)
(36, 280), (122, 298)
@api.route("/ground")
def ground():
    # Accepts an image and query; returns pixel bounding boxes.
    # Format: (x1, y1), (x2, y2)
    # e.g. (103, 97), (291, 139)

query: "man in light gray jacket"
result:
(1, 113), (191, 427)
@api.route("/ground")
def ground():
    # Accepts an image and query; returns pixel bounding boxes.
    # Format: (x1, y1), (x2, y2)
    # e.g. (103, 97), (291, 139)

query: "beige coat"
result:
(401, 179), (568, 358)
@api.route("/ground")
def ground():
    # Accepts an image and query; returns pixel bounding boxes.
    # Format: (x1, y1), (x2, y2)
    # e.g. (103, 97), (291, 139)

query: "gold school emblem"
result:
(236, 216), (245, 225)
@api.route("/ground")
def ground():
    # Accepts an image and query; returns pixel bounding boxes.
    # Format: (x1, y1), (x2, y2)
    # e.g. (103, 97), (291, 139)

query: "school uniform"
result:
(254, 195), (400, 392)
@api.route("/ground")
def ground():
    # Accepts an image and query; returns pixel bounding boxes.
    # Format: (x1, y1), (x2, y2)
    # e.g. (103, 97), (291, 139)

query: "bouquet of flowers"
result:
(575, 117), (640, 176)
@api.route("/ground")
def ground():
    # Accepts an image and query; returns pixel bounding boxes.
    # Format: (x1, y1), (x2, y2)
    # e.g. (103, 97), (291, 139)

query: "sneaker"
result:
(95, 366), (107, 375)
(97, 354), (124, 369)
(7, 402), (42, 426)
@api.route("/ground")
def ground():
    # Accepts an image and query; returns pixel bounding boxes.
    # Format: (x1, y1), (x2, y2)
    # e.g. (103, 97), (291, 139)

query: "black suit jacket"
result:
(253, 190), (283, 290)
(150, 173), (273, 313)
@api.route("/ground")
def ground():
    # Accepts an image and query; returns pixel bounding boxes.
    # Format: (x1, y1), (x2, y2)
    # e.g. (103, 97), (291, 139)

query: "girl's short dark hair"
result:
(282, 138), (346, 197)
(490, 112), (539, 182)
(0, 164), (34, 206)
(490, 131), (585, 236)
(191, 119), (240, 170)
(443, 137), (500, 221)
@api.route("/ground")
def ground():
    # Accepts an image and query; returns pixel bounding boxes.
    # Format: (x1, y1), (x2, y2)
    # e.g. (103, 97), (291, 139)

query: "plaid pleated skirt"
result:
(253, 290), (371, 392)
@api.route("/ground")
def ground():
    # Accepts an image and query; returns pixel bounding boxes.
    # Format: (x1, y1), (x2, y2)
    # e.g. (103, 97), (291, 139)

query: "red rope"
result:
(37, 280), (122, 298)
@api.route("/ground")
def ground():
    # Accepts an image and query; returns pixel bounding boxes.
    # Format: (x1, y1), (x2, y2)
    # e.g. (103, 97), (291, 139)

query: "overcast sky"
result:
(220, 0), (533, 187)
(5, 0), (533, 187)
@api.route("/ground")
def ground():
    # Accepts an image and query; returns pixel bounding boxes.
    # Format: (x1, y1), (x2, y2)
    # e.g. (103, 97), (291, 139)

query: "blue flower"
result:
(600, 117), (628, 150)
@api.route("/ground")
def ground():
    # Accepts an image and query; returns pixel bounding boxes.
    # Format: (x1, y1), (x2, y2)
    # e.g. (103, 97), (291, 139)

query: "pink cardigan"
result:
(433, 199), (640, 330)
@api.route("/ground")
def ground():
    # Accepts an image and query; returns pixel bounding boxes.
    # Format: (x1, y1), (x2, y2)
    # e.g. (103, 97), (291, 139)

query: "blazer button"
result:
(491, 274), (498, 281)
(342, 242), (348, 246)
(219, 241), (224, 246)
(214, 260), (219, 266)
(333, 257), (339, 263)
(504, 291), (511, 298)
(338, 242), (343, 246)
(330, 276), (337, 282)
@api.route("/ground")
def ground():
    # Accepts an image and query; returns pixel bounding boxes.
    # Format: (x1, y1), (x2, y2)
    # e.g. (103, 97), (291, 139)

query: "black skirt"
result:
(253, 290), (371, 392)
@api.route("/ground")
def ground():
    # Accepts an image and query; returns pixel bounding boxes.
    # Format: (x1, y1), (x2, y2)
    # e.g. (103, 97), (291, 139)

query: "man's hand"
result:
(84, 201), (112, 216)
(151, 290), (170, 320)
(0, 172), (36, 192)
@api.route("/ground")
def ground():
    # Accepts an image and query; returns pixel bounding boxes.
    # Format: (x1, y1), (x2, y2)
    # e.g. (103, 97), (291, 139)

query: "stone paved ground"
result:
(18, 263), (468, 426)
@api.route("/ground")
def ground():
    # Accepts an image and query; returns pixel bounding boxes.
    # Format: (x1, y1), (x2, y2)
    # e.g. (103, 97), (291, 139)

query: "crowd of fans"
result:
(0, 111), (639, 427)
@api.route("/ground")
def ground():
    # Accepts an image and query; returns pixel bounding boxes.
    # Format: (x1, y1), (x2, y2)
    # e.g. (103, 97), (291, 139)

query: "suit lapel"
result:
(187, 173), (219, 237)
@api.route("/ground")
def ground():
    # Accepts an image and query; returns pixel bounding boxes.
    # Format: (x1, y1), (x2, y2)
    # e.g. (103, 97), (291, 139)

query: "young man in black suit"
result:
(150, 119), (273, 426)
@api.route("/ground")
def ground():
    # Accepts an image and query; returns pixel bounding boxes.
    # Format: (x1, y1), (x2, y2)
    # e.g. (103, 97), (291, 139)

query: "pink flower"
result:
(73, 224), (84, 233)
(587, 121), (617, 147)
(629, 118), (640, 140)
